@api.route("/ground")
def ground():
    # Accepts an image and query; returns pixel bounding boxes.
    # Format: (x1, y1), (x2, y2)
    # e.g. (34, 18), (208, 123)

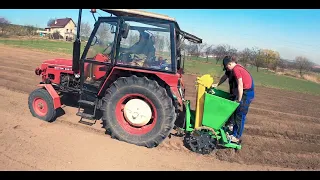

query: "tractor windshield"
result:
(86, 21), (117, 60)
(116, 20), (172, 72)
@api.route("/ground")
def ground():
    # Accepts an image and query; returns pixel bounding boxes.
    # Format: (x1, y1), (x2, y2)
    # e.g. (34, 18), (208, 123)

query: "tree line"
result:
(180, 41), (316, 77)
(0, 17), (40, 37)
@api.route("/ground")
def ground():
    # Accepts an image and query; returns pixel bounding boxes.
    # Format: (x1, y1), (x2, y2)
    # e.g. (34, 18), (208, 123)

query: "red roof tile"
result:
(49, 18), (75, 28)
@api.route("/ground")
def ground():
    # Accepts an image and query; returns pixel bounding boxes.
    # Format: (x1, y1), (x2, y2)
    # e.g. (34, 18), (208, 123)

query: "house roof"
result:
(49, 18), (76, 28)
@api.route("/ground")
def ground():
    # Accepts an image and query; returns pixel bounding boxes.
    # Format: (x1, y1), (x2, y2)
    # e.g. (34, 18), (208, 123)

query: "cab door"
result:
(79, 18), (120, 92)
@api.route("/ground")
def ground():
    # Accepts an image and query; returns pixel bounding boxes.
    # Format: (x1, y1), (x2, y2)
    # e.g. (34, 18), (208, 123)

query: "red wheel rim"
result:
(115, 93), (157, 135)
(33, 97), (48, 117)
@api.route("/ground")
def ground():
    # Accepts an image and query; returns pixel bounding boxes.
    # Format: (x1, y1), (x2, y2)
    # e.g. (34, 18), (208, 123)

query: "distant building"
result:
(36, 29), (49, 37)
(46, 18), (76, 41)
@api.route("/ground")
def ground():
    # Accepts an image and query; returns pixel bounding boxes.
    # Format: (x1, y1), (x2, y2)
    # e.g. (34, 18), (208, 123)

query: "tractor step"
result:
(82, 88), (98, 95)
(78, 119), (96, 126)
(78, 100), (95, 106)
(76, 112), (95, 120)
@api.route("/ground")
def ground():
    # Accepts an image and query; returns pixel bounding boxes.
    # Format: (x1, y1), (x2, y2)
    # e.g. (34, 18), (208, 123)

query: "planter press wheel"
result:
(184, 126), (218, 155)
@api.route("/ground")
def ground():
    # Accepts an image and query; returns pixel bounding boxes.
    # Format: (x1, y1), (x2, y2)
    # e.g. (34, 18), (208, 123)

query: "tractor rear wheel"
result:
(28, 88), (56, 122)
(102, 75), (176, 148)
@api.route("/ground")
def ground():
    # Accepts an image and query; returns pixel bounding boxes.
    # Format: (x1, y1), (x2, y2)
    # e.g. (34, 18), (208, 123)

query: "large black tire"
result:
(28, 88), (56, 122)
(102, 75), (176, 148)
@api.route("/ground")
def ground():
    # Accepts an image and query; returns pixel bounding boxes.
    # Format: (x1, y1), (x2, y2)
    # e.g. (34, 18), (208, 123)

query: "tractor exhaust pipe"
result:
(72, 9), (82, 72)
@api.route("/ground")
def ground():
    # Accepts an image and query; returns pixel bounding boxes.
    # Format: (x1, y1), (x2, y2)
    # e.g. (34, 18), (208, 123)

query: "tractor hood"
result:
(42, 58), (73, 67)
(35, 58), (73, 76)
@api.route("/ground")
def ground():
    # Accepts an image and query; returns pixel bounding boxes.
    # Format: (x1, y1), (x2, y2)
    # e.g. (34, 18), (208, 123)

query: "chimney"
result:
(54, 20), (57, 24)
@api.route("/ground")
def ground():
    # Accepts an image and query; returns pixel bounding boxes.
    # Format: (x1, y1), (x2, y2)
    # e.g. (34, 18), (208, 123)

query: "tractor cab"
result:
(73, 9), (202, 89)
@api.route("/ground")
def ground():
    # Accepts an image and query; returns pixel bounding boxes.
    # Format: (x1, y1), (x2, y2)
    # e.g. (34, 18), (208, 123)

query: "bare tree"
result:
(154, 33), (165, 52)
(0, 17), (10, 24)
(96, 23), (111, 45)
(204, 44), (213, 62)
(183, 43), (193, 60)
(212, 44), (227, 64)
(251, 47), (265, 72)
(188, 43), (198, 58)
(226, 47), (238, 57)
(179, 40), (187, 60)
(47, 18), (55, 27)
(24, 24), (36, 37)
(195, 43), (206, 59)
(179, 39), (186, 52)
(277, 58), (285, 69)
(294, 56), (313, 77)
(80, 22), (91, 39)
(0, 17), (11, 35)
(239, 48), (251, 66)
(52, 30), (62, 39)
(165, 38), (170, 52)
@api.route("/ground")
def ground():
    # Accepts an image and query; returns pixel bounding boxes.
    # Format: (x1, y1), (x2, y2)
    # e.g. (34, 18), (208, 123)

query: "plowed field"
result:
(0, 45), (319, 170)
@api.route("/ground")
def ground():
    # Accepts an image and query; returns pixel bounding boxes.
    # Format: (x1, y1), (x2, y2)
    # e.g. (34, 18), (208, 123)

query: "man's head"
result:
(223, 55), (237, 71)
(139, 31), (149, 42)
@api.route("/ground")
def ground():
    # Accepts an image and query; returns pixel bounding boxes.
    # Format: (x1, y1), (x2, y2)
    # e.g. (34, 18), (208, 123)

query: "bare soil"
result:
(0, 45), (319, 171)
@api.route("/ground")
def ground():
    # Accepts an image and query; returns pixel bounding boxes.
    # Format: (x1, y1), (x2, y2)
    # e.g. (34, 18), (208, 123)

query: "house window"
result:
(66, 29), (69, 32)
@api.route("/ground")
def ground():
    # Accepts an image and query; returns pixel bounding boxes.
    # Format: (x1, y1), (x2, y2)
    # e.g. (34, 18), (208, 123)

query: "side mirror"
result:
(121, 23), (130, 39)
(91, 36), (98, 46)
(111, 25), (116, 34)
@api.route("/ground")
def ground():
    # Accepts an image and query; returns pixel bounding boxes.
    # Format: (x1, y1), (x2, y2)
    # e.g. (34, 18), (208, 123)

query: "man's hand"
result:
(211, 83), (218, 88)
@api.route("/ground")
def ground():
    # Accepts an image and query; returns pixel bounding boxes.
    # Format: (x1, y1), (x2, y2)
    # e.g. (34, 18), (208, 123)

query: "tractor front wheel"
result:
(102, 75), (176, 148)
(28, 88), (57, 122)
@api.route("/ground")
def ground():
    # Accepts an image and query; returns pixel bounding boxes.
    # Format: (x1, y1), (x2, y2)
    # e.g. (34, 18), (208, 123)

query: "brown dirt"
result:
(0, 44), (319, 171)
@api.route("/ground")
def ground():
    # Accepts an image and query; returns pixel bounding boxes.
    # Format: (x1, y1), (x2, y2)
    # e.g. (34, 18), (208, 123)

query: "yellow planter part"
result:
(194, 74), (214, 129)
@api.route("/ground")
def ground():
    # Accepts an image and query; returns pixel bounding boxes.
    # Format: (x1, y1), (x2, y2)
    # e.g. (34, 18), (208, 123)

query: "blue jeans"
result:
(232, 90), (254, 138)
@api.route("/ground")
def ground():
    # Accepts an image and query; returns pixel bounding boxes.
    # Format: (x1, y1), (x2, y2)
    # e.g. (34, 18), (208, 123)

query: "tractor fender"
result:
(37, 84), (61, 109)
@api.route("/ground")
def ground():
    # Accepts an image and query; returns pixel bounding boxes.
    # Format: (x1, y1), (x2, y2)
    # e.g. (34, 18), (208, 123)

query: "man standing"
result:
(224, 57), (255, 143)
(211, 56), (238, 132)
(212, 56), (238, 100)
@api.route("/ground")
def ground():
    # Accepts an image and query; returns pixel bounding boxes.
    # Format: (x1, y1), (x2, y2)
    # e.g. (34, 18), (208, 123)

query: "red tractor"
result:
(28, 9), (202, 148)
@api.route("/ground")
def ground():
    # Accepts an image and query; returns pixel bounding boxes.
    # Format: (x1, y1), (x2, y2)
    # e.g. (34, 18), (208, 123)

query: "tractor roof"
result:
(100, 9), (202, 44)
(101, 9), (176, 22)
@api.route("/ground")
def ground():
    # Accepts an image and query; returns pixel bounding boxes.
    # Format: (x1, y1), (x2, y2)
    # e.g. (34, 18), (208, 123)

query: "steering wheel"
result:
(119, 52), (135, 63)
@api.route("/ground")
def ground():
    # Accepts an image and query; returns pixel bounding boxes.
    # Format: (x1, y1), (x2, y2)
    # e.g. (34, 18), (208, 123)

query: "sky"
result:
(1, 9), (320, 64)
